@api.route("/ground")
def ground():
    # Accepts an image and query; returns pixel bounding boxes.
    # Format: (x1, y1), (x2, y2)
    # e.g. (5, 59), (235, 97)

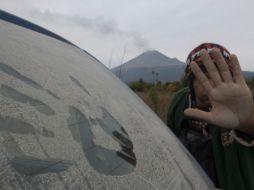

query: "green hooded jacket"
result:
(167, 87), (254, 190)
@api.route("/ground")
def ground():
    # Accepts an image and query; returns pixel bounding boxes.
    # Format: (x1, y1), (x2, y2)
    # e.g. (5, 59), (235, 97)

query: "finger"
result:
(184, 108), (213, 123)
(190, 61), (213, 93)
(230, 54), (245, 84)
(200, 49), (222, 86)
(211, 48), (233, 83)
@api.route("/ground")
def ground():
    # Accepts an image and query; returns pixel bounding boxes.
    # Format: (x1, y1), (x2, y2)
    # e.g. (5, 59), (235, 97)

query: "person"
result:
(167, 43), (254, 190)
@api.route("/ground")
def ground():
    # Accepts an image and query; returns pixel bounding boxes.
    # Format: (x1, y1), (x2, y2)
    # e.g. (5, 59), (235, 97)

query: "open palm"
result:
(184, 49), (254, 130)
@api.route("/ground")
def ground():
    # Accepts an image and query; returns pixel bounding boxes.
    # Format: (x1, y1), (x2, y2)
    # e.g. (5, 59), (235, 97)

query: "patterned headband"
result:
(185, 43), (231, 79)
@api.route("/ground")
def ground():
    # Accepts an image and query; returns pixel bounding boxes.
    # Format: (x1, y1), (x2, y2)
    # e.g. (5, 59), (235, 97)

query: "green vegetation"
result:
(130, 77), (254, 124)
(129, 79), (185, 123)
(246, 77), (254, 92)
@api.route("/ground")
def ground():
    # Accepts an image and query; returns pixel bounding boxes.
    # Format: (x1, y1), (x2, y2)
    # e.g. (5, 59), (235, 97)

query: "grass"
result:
(128, 80), (183, 124)
(133, 79), (254, 124)
(136, 88), (174, 123)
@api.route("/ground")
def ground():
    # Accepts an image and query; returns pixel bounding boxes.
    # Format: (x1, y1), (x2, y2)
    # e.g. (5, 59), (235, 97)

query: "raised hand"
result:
(184, 49), (254, 133)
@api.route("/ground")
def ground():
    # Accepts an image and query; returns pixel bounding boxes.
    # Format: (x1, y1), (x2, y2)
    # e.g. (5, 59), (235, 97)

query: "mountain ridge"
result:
(111, 50), (254, 84)
(113, 50), (184, 69)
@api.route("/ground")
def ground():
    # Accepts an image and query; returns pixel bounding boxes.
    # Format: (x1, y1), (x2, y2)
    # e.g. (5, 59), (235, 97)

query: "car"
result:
(0, 10), (214, 190)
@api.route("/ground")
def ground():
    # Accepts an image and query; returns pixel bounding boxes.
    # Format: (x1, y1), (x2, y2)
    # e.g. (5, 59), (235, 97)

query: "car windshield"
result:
(0, 13), (214, 190)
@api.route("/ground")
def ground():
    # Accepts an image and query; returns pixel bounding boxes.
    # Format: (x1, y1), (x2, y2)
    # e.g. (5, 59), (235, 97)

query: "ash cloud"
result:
(27, 8), (150, 50)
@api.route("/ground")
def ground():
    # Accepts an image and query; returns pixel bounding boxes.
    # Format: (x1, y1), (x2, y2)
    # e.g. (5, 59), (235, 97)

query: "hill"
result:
(111, 50), (185, 84)
(111, 50), (254, 84)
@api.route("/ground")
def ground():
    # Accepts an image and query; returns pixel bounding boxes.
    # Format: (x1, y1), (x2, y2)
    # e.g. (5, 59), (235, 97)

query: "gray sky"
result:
(1, 0), (254, 71)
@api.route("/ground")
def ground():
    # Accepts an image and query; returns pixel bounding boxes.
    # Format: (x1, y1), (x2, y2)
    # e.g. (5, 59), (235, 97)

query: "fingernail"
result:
(200, 49), (206, 54)
(211, 48), (219, 54)
(190, 61), (196, 70)
(200, 49), (207, 56)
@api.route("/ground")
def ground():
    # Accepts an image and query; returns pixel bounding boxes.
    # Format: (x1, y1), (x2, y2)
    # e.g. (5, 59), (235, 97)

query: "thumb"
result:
(184, 108), (212, 123)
